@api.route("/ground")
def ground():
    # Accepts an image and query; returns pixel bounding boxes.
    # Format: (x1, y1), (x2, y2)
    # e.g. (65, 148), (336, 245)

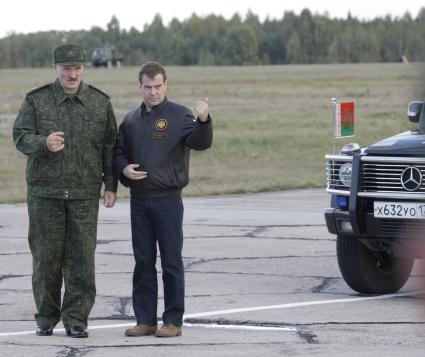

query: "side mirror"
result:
(407, 101), (424, 123)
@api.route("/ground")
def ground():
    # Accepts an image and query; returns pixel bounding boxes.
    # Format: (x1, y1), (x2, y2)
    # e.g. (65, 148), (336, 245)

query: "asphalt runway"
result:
(1, 189), (424, 356)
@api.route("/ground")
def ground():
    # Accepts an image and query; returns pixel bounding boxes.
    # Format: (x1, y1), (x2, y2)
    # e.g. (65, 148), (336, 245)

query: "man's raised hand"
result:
(193, 98), (209, 122)
(46, 131), (65, 152)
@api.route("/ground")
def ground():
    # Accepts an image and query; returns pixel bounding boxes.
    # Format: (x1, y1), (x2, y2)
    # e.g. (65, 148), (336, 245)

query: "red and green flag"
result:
(334, 101), (355, 138)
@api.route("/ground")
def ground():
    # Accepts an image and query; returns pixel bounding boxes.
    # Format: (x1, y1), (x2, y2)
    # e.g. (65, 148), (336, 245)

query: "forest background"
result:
(1, 8), (425, 68)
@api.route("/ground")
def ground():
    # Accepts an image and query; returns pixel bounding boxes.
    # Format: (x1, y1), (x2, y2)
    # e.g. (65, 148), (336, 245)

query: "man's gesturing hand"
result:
(193, 98), (209, 122)
(123, 164), (147, 181)
(46, 131), (65, 152)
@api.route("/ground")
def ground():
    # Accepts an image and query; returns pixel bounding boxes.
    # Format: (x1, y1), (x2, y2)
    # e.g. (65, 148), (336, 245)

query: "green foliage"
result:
(1, 8), (425, 67)
(220, 25), (259, 65)
(287, 31), (302, 63)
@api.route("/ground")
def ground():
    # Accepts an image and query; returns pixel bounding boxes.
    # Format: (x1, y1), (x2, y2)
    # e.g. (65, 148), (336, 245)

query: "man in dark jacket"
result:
(13, 44), (118, 338)
(114, 62), (212, 338)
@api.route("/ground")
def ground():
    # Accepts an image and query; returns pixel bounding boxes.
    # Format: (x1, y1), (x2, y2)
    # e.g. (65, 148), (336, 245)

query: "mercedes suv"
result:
(325, 101), (425, 294)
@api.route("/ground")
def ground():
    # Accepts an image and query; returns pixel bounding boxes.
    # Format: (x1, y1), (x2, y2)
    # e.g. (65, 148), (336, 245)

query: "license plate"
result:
(374, 201), (425, 219)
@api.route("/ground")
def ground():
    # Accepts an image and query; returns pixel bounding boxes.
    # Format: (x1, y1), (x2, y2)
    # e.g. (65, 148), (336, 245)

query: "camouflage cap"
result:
(53, 44), (85, 65)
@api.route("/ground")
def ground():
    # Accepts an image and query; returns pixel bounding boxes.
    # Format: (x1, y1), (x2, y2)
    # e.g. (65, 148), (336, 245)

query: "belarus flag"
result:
(334, 101), (355, 138)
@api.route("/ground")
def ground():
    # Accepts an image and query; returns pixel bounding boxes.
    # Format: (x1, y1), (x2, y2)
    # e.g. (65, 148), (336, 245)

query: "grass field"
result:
(0, 63), (423, 203)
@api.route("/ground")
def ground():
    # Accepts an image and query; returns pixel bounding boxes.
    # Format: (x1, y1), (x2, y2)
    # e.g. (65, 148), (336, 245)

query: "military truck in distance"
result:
(91, 48), (123, 68)
(325, 101), (425, 294)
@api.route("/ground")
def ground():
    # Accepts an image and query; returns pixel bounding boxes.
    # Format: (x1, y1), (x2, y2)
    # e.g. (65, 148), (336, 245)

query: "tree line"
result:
(1, 8), (425, 68)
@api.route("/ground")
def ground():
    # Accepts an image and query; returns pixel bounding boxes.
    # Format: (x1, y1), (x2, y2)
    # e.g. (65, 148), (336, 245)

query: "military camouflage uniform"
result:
(13, 78), (117, 329)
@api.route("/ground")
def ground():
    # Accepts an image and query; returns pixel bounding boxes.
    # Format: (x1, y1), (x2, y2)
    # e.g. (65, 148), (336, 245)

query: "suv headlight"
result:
(340, 143), (360, 155)
(339, 162), (352, 187)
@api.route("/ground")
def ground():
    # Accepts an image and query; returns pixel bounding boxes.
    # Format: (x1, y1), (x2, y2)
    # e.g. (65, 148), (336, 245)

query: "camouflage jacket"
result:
(13, 79), (118, 199)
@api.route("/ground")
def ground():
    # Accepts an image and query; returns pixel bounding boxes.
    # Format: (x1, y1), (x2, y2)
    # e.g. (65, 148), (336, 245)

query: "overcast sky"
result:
(1, 0), (424, 39)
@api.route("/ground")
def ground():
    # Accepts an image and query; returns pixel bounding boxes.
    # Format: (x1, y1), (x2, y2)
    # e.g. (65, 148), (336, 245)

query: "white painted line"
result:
(0, 290), (421, 337)
(86, 323), (135, 330)
(0, 323), (148, 337)
(0, 322), (296, 337)
(0, 324), (135, 337)
(0, 330), (37, 337)
(184, 323), (297, 332)
(183, 290), (423, 319)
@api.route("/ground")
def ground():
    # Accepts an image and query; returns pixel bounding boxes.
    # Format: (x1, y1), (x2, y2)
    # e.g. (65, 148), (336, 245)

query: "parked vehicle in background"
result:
(91, 48), (124, 68)
(325, 101), (425, 294)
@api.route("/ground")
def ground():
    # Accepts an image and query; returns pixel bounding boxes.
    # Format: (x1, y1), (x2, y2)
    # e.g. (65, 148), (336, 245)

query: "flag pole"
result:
(331, 97), (336, 154)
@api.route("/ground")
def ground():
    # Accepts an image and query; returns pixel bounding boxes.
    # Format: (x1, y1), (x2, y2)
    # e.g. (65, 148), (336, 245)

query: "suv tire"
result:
(336, 235), (413, 294)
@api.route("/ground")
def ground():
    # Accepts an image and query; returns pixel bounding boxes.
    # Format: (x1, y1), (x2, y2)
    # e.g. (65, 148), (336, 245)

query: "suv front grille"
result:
(360, 156), (425, 193)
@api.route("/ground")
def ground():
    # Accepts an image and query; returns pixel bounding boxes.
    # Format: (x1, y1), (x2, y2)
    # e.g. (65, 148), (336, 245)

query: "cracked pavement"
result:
(0, 189), (425, 356)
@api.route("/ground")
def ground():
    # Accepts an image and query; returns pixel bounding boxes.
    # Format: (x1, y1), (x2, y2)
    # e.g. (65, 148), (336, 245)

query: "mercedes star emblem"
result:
(401, 166), (423, 191)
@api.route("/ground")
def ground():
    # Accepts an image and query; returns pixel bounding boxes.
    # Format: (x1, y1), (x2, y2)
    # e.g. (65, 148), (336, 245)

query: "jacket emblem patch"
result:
(155, 119), (168, 130)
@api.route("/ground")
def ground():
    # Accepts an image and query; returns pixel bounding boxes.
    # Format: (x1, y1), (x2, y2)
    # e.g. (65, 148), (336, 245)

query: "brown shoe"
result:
(155, 324), (182, 337)
(125, 324), (157, 337)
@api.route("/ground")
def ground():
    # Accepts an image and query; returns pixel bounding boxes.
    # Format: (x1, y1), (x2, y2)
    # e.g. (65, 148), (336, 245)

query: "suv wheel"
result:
(336, 235), (413, 294)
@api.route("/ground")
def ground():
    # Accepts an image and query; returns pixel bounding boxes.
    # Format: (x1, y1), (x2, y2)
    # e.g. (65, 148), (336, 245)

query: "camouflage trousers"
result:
(27, 195), (99, 329)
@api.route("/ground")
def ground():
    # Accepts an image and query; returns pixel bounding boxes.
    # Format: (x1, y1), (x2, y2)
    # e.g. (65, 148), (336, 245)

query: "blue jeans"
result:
(130, 194), (184, 325)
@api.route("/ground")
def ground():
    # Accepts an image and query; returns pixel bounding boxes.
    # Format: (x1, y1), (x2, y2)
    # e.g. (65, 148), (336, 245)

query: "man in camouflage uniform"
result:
(12, 44), (118, 338)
